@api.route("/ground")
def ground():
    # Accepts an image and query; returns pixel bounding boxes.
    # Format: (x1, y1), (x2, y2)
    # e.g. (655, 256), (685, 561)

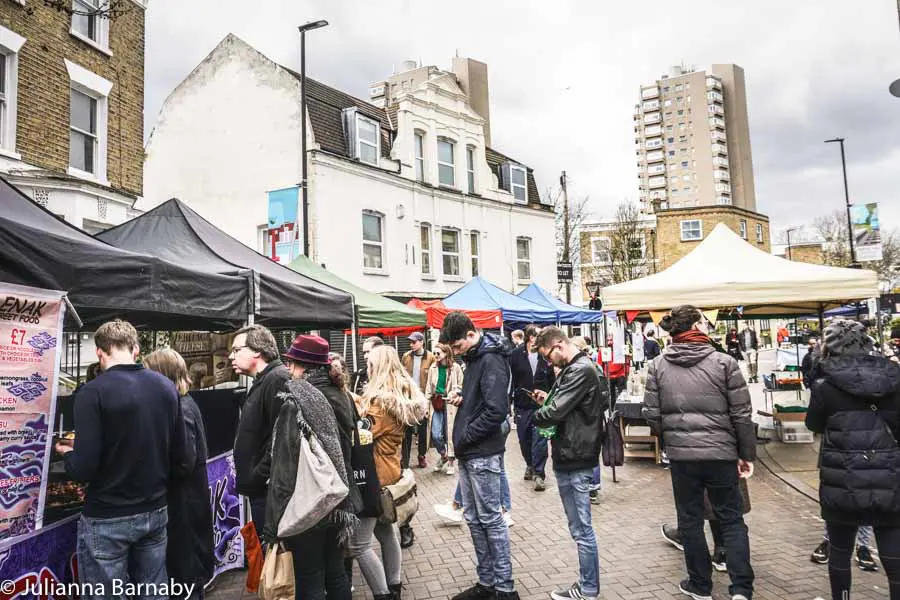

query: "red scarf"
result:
(673, 330), (711, 345)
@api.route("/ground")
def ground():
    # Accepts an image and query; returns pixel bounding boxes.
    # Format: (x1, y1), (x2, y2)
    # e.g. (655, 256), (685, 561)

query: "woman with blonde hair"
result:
(143, 348), (213, 599)
(349, 345), (427, 600)
(425, 343), (464, 475)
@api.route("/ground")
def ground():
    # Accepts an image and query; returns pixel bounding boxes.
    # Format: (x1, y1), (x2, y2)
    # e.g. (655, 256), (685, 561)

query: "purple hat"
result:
(283, 335), (331, 365)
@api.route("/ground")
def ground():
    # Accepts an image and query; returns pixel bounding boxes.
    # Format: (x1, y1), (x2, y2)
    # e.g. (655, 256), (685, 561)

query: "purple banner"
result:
(0, 514), (78, 598)
(206, 451), (243, 581)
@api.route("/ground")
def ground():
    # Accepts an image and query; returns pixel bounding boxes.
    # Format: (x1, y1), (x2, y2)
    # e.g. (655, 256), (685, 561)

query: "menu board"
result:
(0, 283), (66, 540)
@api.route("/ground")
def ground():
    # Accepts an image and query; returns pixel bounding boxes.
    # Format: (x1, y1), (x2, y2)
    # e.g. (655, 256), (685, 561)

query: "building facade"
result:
(0, 0), (145, 232)
(634, 64), (756, 214)
(143, 35), (556, 297)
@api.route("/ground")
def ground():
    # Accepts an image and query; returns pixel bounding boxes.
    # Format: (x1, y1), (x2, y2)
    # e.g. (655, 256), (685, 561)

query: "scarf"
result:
(673, 330), (711, 345)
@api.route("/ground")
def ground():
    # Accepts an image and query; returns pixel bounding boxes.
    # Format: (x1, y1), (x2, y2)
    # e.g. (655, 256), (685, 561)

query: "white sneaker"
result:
(433, 458), (447, 473)
(503, 511), (515, 527)
(444, 462), (456, 475)
(434, 502), (463, 524)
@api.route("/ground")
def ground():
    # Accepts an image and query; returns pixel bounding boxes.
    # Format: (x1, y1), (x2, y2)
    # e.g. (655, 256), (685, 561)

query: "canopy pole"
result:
(876, 297), (885, 354)
(794, 317), (802, 405)
(818, 303), (825, 334)
(350, 304), (359, 372)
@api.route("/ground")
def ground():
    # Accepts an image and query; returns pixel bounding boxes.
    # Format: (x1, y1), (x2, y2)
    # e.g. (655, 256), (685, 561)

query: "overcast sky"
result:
(145, 0), (900, 238)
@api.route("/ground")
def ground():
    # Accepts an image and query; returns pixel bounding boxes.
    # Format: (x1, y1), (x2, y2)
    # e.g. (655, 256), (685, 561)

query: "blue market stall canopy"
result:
(443, 277), (558, 323)
(518, 283), (604, 324)
(98, 199), (354, 328)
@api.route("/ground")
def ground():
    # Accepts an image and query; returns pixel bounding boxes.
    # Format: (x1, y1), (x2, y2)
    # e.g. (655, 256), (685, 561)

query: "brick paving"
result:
(206, 435), (892, 600)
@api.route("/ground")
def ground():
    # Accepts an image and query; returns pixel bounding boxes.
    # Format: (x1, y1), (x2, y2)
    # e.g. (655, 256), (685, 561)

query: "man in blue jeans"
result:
(56, 320), (188, 599)
(441, 312), (519, 600)
(532, 327), (609, 600)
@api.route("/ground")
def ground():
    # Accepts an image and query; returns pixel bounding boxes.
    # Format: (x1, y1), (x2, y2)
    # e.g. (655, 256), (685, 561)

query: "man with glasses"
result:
(230, 324), (290, 542)
(532, 327), (608, 600)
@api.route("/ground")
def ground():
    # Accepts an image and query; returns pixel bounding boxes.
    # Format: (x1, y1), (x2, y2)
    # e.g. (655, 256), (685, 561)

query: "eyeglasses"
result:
(229, 345), (248, 356)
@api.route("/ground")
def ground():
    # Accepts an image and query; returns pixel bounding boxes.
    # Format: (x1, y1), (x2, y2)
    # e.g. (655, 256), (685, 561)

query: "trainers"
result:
(433, 457), (447, 473)
(445, 461), (456, 476)
(731, 595), (749, 600)
(434, 502), (464, 524)
(524, 467), (535, 481)
(503, 511), (515, 527)
(496, 592), (520, 600)
(550, 583), (597, 600)
(589, 490), (600, 505)
(661, 523), (684, 551)
(712, 548), (727, 572)
(857, 545), (879, 571)
(399, 524), (415, 548)
(534, 476), (547, 491)
(810, 539), (829, 564)
(451, 583), (496, 600)
(678, 579), (712, 600)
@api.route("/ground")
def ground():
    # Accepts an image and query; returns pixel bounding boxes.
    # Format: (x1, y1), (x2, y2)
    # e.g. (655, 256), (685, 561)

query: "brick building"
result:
(0, 0), (145, 232)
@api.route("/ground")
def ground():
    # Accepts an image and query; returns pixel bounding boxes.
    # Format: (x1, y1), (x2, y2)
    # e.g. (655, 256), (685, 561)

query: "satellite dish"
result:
(891, 78), (900, 98)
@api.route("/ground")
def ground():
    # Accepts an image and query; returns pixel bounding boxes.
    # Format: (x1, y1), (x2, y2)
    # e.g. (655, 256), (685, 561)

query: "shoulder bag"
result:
(378, 467), (418, 526)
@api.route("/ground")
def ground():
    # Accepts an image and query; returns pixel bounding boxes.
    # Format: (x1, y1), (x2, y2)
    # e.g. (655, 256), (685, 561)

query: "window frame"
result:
(739, 219), (747, 239)
(70, 0), (112, 56)
(466, 146), (476, 194)
(361, 211), (385, 272)
(355, 115), (380, 166)
(756, 223), (764, 243)
(414, 131), (425, 182)
(437, 138), (455, 187)
(592, 237), (611, 265)
(65, 59), (111, 184)
(441, 228), (461, 278)
(420, 223), (432, 277)
(0, 24), (24, 158)
(680, 219), (703, 242)
(509, 165), (528, 203)
(470, 230), (480, 276)
(516, 236), (532, 282)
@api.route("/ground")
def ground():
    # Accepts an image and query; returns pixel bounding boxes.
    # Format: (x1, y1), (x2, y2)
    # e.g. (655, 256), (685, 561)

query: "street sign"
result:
(557, 261), (573, 283)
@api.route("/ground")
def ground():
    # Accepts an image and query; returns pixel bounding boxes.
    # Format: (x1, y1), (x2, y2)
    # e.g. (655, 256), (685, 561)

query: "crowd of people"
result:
(51, 308), (900, 600)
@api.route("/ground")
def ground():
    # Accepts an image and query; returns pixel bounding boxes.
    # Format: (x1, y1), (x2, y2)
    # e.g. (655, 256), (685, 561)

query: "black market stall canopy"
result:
(0, 178), (248, 329)
(97, 199), (354, 328)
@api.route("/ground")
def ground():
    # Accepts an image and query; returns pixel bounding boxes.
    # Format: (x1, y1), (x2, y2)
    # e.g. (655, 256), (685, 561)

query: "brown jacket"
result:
(364, 401), (405, 487)
(401, 350), (436, 393)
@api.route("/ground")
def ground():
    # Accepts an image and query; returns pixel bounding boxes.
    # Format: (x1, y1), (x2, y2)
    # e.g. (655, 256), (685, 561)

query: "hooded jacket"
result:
(806, 354), (900, 526)
(534, 352), (609, 471)
(643, 342), (756, 462)
(453, 333), (512, 460)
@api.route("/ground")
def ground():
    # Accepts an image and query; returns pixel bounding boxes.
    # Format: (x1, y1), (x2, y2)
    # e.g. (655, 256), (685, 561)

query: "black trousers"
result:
(826, 521), (900, 600)
(401, 421), (428, 468)
(670, 460), (754, 598)
(285, 526), (351, 600)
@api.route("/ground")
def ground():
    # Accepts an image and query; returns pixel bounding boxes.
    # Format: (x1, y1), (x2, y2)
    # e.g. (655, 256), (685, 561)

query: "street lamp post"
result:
(824, 137), (856, 266)
(298, 19), (329, 257)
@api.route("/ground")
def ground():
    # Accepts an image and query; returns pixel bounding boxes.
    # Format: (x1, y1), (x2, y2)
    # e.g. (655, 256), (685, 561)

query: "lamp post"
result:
(298, 19), (329, 257)
(824, 137), (857, 266)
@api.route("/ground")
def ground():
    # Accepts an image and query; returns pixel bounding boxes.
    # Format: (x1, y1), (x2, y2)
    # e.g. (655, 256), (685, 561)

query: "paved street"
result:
(207, 433), (892, 600)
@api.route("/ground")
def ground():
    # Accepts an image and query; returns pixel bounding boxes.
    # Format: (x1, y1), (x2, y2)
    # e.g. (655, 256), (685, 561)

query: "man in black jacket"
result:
(352, 336), (384, 395)
(533, 327), (609, 600)
(440, 312), (519, 600)
(230, 324), (290, 542)
(509, 324), (554, 490)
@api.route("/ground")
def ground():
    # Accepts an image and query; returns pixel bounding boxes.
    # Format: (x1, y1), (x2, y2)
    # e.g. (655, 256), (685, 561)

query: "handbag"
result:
(351, 424), (383, 518)
(277, 427), (349, 538)
(258, 542), (294, 600)
(378, 468), (418, 526)
(431, 393), (445, 412)
(241, 521), (264, 593)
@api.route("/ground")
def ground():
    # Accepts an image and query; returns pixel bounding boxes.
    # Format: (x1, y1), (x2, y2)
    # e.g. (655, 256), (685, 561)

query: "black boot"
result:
(452, 583), (496, 600)
(375, 595), (394, 600)
(399, 523), (415, 548)
(389, 583), (403, 600)
(496, 591), (520, 600)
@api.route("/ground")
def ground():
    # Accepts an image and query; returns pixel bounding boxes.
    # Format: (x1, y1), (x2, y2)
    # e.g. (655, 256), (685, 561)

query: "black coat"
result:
(806, 354), (900, 526)
(234, 360), (290, 497)
(738, 329), (758, 352)
(508, 345), (554, 411)
(534, 353), (609, 471)
(167, 394), (214, 586)
(644, 338), (661, 361)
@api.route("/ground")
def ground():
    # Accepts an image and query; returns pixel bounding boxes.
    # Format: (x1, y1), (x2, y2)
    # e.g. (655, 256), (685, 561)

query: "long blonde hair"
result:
(143, 348), (191, 396)
(360, 346), (425, 426)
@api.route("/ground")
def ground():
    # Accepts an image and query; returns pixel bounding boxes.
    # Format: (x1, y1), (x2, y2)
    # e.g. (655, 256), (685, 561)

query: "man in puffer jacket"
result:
(643, 305), (755, 600)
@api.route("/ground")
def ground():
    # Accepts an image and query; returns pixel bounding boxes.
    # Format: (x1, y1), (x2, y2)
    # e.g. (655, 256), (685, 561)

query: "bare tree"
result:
(41, 0), (133, 18)
(547, 185), (592, 295)
(813, 210), (900, 290)
(589, 202), (650, 286)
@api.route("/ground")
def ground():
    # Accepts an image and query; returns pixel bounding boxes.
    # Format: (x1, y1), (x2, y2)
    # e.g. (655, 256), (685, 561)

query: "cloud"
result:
(144, 0), (900, 233)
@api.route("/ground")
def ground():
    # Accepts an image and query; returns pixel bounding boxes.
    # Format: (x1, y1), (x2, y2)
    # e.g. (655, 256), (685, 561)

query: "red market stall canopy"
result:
(407, 298), (502, 329)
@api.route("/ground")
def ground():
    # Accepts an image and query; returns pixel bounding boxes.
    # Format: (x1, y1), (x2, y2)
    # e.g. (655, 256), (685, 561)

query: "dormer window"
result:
(510, 165), (527, 203)
(356, 116), (379, 166)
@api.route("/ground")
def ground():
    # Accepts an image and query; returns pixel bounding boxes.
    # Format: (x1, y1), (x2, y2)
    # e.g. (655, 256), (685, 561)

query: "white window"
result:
(756, 223), (764, 243)
(420, 224), (432, 276)
(681, 220), (702, 241)
(414, 132), (424, 182)
(441, 229), (460, 277)
(362, 212), (384, 270)
(516, 237), (532, 281)
(356, 116), (379, 166)
(470, 231), (480, 276)
(592, 238), (611, 264)
(510, 165), (527, 203)
(0, 25), (24, 156)
(71, 0), (110, 54)
(438, 138), (455, 186)
(66, 60), (111, 183)
(466, 146), (475, 194)
(739, 219), (747, 239)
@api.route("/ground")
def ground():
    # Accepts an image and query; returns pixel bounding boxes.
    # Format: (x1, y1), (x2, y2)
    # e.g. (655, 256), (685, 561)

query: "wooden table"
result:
(615, 397), (661, 464)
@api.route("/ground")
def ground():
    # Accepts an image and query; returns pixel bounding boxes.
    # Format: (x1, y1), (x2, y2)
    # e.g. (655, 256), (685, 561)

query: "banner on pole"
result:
(850, 202), (883, 263)
(207, 451), (244, 581)
(0, 283), (66, 540)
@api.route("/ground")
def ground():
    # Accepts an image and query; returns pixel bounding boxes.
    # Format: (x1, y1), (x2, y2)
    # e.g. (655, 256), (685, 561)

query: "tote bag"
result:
(351, 425), (383, 518)
(277, 431), (349, 538)
(258, 542), (294, 600)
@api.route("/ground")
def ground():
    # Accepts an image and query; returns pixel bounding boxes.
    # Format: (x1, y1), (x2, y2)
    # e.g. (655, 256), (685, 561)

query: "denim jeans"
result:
(555, 468), (600, 596)
(455, 458), (511, 511)
(590, 465), (602, 492)
(77, 506), (169, 600)
(670, 460), (754, 599)
(432, 410), (447, 456)
(515, 407), (549, 477)
(458, 453), (514, 592)
(346, 517), (402, 595)
(286, 525), (351, 600)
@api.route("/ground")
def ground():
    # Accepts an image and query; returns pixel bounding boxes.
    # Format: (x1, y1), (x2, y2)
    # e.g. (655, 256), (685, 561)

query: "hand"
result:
(55, 441), (74, 456)
(738, 459), (754, 479)
(447, 390), (463, 407)
(532, 390), (548, 405)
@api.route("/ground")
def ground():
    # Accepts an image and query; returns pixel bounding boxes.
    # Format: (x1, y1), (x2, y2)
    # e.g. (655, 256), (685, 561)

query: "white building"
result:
(143, 34), (556, 298)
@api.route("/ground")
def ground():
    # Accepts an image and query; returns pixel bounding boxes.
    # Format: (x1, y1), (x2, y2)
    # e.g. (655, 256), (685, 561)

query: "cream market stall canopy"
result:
(0, 178), (248, 329)
(98, 199), (354, 328)
(601, 224), (879, 315)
